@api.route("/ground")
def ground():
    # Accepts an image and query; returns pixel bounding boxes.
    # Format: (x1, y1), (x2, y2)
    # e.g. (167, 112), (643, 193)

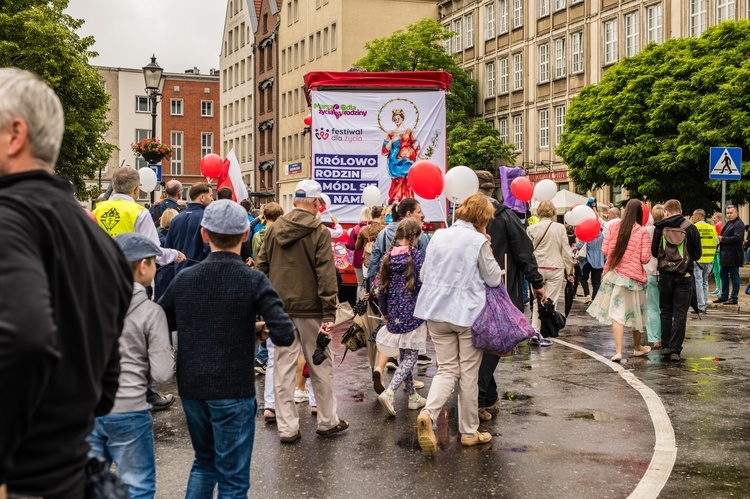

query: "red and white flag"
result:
(216, 149), (248, 202)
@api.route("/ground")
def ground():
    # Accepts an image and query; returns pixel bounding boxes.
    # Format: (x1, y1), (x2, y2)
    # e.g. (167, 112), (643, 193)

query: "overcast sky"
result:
(66, 0), (227, 74)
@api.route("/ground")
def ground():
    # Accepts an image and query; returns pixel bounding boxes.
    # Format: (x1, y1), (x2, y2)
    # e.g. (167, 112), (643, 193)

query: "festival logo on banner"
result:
(311, 91), (446, 223)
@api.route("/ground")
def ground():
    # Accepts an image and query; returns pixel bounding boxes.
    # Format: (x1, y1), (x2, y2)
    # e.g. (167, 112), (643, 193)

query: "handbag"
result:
(472, 285), (536, 355)
(537, 298), (566, 338)
(334, 299), (355, 326)
(574, 243), (587, 262)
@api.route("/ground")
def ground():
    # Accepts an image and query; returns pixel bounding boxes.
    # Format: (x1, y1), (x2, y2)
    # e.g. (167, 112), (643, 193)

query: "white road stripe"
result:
(553, 338), (676, 499)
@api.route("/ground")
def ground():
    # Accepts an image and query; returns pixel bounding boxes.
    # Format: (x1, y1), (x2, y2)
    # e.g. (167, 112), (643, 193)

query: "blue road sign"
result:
(147, 163), (162, 182)
(709, 147), (742, 180)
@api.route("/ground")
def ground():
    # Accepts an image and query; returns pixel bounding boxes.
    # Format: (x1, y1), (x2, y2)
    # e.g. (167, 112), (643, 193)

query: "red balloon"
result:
(641, 201), (650, 225)
(200, 153), (224, 180)
(408, 161), (444, 199)
(303, 114), (312, 126)
(570, 204), (579, 210)
(510, 177), (533, 202)
(575, 218), (601, 243)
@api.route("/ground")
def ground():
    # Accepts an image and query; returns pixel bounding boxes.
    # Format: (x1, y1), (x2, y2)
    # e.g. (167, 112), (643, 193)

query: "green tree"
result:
(448, 120), (517, 170)
(0, 0), (114, 199)
(354, 18), (477, 126)
(557, 21), (750, 213)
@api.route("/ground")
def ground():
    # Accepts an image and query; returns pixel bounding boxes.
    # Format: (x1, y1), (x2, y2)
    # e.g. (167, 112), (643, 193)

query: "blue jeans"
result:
(86, 409), (156, 499)
(693, 262), (712, 311)
(720, 265), (740, 301)
(182, 397), (256, 499)
(256, 343), (268, 364)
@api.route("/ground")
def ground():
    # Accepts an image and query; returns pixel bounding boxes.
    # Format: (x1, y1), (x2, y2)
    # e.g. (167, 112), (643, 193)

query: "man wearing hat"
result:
(87, 233), (174, 498)
(158, 200), (294, 495)
(474, 170), (547, 420)
(257, 180), (348, 444)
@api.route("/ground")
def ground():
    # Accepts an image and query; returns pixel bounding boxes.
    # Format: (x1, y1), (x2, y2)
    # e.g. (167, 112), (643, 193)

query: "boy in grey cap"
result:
(87, 232), (175, 498)
(158, 200), (294, 496)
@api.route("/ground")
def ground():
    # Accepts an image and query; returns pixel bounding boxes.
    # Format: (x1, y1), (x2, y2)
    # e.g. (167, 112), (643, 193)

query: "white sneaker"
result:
(403, 379), (425, 390)
(294, 388), (309, 404)
(378, 389), (396, 416)
(408, 394), (427, 410)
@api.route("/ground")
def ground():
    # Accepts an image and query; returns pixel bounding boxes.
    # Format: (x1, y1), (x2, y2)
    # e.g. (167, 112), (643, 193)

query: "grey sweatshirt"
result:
(111, 284), (174, 413)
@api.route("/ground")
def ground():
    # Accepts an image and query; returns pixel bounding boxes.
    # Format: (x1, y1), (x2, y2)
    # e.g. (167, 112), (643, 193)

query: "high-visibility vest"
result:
(93, 198), (145, 236)
(694, 221), (717, 264)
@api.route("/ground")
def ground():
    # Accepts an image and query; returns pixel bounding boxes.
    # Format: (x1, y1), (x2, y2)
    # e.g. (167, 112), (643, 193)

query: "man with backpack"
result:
(652, 199), (702, 361)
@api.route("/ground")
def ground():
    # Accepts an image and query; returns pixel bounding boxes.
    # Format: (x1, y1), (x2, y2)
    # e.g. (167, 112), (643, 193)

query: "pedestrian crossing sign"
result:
(709, 147), (742, 180)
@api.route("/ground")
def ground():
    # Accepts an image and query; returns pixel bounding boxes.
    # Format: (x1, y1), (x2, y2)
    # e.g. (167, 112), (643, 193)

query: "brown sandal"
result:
(316, 419), (349, 435)
(478, 407), (493, 421)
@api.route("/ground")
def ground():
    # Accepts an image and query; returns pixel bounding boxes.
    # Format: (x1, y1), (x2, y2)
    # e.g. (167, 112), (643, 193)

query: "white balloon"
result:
(361, 185), (380, 208)
(533, 179), (557, 202)
(564, 211), (574, 225)
(138, 167), (157, 193)
(444, 166), (480, 204)
(568, 205), (597, 225)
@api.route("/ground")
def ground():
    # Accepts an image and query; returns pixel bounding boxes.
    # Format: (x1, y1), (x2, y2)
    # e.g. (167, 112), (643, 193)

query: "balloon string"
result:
(435, 197), (448, 227)
(451, 200), (455, 225)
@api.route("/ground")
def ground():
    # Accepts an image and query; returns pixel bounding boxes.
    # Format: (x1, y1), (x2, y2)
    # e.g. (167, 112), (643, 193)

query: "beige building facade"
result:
(439, 0), (750, 206)
(275, 0), (438, 211)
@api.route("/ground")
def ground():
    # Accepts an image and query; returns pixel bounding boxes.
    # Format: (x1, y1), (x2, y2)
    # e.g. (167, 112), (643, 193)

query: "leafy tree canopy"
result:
(355, 18), (477, 127)
(557, 21), (750, 213)
(0, 0), (114, 199)
(448, 120), (517, 170)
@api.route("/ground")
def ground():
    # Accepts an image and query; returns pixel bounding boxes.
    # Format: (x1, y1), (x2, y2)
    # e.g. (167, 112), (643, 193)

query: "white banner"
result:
(310, 90), (447, 223)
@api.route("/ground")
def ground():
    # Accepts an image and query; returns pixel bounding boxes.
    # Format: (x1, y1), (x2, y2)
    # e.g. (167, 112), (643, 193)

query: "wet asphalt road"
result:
(150, 297), (750, 498)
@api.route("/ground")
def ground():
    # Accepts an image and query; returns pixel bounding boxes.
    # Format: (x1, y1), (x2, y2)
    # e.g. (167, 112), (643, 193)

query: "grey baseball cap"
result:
(113, 232), (163, 262)
(200, 199), (250, 235)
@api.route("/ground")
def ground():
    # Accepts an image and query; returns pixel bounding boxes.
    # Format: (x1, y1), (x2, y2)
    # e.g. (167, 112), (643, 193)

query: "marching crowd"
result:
(1, 67), (745, 499)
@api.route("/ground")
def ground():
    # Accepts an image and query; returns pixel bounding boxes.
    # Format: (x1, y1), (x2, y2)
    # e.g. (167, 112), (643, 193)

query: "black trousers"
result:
(658, 273), (694, 355)
(581, 263), (603, 299)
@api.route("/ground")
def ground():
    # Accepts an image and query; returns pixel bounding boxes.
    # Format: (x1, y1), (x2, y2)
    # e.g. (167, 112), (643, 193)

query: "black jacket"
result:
(485, 197), (544, 310)
(0, 171), (132, 498)
(652, 214), (702, 271)
(719, 217), (746, 267)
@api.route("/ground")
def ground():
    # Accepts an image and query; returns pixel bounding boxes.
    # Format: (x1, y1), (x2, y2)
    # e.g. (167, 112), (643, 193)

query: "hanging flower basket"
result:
(131, 137), (174, 162)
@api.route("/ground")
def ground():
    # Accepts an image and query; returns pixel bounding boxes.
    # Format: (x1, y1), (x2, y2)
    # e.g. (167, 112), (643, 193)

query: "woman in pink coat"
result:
(587, 198), (652, 361)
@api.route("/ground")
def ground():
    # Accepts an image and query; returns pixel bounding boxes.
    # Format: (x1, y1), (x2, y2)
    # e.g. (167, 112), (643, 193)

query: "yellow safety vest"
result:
(528, 215), (540, 226)
(93, 198), (145, 236)
(694, 221), (717, 264)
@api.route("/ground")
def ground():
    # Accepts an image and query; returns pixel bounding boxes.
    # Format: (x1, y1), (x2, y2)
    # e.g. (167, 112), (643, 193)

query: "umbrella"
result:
(564, 277), (575, 317)
(531, 189), (590, 215)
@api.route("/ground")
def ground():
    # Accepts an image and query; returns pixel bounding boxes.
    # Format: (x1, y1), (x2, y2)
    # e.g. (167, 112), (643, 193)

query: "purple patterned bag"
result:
(472, 284), (536, 355)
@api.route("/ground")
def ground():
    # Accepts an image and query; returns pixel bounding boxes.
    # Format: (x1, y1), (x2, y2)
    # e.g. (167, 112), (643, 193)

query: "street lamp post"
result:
(142, 55), (164, 205)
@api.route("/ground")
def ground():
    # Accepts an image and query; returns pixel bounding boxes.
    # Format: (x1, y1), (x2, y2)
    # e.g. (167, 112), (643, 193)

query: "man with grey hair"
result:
(149, 178), (183, 226)
(257, 179), (347, 444)
(0, 68), (133, 498)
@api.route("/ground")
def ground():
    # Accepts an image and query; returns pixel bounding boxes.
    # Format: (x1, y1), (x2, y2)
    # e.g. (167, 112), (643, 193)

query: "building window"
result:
(513, 53), (523, 90)
(513, 0), (523, 28)
(571, 32), (584, 73)
(538, 44), (549, 83)
(259, 89), (265, 114)
(268, 128), (273, 152)
(540, 0), (549, 17)
(539, 109), (549, 148)
(170, 99), (183, 116)
(294, 0), (299, 21)
(467, 68), (475, 81)
(625, 12), (639, 57)
(331, 23), (337, 51)
(287, 1), (292, 25)
(170, 132), (183, 175)
(604, 19), (618, 65)
(316, 31), (322, 58)
(716, 0), (735, 22)
(499, 118), (508, 143)
(555, 105), (566, 145)
(282, 137), (286, 161)
(294, 43), (299, 68)
(485, 4), (495, 40)
(453, 19), (462, 52)
(513, 115), (523, 151)
(499, 0), (508, 33)
(499, 57), (509, 94)
(465, 14), (474, 48)
(689, 0), (707, 36)
(260, 130), (266, 155)
(135, 96), (150, 113)
(201, 132), (213, 156)
(309, 35), (315, 61)
(268, 89), (273, 111)
(554, 0), (565, 11)
(201, 101), (214, 117)
(135, 129), (151, 169)
(554, 38), (565, 78)
(486, 61), (496, 97)
(443, 24), (451, 53)
(323, 27), (329, 54)
(647, 4), (662, 44)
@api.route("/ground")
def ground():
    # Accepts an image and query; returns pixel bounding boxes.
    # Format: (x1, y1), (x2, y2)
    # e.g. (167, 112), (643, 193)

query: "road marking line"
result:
(553, 338), (676, 499)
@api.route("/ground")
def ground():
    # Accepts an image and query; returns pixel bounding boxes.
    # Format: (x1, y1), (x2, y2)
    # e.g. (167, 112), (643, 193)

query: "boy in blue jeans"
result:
(159, 200), (294, 497)
(87, 232), (175, 498)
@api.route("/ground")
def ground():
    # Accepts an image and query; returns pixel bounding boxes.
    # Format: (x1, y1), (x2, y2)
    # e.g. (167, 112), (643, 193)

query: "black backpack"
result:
(657, 219), (692, 274)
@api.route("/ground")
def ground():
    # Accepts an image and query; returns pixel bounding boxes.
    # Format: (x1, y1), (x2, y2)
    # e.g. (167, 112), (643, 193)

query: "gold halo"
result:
(377, 98), (420, 133)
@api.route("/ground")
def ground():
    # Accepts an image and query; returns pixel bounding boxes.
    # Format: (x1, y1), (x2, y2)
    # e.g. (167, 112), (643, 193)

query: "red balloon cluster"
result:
(200, 154), (224, 180)
(510, 177), (533, 202)
(575, 218), (601, 242)
(408, 161), (444, 199)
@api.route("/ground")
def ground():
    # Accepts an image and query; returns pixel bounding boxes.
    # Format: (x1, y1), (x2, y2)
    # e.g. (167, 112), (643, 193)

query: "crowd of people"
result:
(1, 66), (746, 498)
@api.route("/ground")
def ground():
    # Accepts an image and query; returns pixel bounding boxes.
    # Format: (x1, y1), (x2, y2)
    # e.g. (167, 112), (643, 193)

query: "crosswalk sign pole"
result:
(722, 180), (726, 225)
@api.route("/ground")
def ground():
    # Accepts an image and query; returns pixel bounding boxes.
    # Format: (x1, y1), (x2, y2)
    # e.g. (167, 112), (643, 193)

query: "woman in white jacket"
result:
(413, 193), (503, 453)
